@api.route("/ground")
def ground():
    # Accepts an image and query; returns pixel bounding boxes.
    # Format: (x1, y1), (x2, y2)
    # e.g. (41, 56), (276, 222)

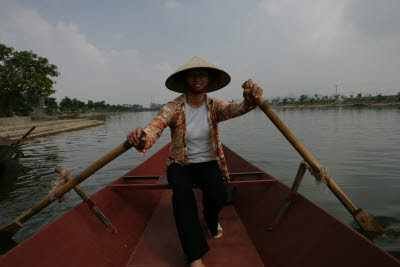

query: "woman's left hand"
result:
(243, 79), (263, 106)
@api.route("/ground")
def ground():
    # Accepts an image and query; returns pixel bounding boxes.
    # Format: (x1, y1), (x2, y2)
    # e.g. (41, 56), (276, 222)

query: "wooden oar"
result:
(12, 126), (36, 147)
(0, 134), (143, 242)
(242, 80), (384, 233)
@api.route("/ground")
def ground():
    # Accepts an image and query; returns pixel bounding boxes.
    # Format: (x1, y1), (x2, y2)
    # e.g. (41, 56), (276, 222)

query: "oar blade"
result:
(0, 236), (18, 254)
(354, 208), (385, 233)
(0, 221), (23, 240)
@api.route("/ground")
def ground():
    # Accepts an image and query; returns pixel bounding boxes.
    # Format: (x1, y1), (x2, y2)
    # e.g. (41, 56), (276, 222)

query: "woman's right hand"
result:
(127, 126), (146, 148)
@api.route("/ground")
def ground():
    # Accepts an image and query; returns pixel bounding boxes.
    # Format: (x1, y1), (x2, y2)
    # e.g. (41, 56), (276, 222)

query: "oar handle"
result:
(243, 81), (321, 169)
(2, 130), (146, 234)
(242, 81), (357, 212)
(13, 140), (133, 224)
(54, 140), (133, 198)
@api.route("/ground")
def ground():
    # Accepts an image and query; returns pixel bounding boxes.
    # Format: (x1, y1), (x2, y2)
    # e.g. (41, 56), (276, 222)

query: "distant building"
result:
(122, 104), (133, 108)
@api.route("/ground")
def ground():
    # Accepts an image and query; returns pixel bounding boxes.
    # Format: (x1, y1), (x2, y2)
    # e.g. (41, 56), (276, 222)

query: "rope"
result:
(49, 169), (70, 202)
(301, 161), (329, 187)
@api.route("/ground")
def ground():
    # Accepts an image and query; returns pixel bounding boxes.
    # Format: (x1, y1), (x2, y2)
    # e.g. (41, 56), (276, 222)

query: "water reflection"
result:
(0, 158), (22, 198)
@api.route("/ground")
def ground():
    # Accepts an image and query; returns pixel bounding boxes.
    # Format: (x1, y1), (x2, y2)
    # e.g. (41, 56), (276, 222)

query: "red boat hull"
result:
(0, 143), (399, 266)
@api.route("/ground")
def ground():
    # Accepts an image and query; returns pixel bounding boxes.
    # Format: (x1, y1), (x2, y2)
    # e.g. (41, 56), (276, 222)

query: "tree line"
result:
(267, 92), (400, 105)
(0, 43), (144, 117)
(45, 96), (144, 114)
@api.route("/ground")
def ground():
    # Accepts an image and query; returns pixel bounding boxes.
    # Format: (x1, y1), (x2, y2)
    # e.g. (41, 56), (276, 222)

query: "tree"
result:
(71, 98), (86, 111)
(94, 101), (106, 111)
(87, 100), (95, 110)
(0, 43), (59, 116)
(0, 44), (13, 116)
(60, 96), (73, 111)
(299, 94), (309, 103)
(44, 97), (59, 113)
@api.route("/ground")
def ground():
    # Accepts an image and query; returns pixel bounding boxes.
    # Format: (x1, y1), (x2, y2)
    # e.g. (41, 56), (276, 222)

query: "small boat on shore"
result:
(0, 143), (399, 266)
(0, 137), (18, 166)
(0, 127), (35, 167)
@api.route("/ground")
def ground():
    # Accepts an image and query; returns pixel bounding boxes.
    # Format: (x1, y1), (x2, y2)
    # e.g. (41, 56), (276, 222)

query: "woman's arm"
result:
(215, 80), (263, 122)
(127, 102), (175, 155)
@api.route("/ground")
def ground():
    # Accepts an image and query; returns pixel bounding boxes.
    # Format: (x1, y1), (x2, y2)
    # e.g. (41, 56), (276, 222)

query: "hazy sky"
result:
(1, 0), (400, 106)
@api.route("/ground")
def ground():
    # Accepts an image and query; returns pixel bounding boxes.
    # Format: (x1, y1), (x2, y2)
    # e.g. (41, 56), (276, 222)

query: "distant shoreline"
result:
(270, 101), (400, 109)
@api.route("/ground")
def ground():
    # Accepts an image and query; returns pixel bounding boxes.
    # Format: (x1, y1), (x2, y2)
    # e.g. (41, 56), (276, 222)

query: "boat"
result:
(0, 143), (399, 266)
(0, 127), (35, 166)
(0, 137), (18, 166)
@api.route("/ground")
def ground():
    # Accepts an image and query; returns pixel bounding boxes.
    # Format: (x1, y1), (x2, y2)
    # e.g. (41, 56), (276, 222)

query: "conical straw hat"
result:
(165, 56), (231, 93)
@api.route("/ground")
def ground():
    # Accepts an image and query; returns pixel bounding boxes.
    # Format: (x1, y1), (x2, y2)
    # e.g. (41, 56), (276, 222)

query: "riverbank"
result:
(0, 118), (104, 141)
(29, 111), (123, 120)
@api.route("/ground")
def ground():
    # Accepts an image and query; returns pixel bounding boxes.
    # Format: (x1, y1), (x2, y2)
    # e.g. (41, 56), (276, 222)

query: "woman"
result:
(127, 56), (263, 267)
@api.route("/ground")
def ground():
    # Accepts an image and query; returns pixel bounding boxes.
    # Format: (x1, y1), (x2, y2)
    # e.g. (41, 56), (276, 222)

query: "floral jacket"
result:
(137, 94), (256, 182)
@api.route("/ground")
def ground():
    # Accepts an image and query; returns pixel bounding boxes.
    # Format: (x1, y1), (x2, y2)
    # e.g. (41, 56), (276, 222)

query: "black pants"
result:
(167, 160), (226, 264)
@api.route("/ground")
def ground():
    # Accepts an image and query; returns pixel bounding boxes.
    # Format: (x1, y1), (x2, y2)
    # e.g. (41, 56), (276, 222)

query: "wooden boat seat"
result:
(126, 190), (264, 267)
(108, 173), (275, 191)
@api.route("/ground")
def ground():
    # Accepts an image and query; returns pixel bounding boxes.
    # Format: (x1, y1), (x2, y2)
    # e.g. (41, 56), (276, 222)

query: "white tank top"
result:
(185, 100), (216, 163)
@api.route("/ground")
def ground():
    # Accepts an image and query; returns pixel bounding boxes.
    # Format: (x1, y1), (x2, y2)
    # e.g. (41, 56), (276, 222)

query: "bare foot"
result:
(207, 223), (223, 238)
(190, 258), (205, 267)
(216, 229), (222, 237)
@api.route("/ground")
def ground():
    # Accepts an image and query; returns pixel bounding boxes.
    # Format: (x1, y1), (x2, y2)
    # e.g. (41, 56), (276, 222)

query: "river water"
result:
(0, 107), (399, 259)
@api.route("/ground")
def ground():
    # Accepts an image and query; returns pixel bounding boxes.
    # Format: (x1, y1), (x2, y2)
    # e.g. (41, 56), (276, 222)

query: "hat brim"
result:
(165, 67), (231, 93)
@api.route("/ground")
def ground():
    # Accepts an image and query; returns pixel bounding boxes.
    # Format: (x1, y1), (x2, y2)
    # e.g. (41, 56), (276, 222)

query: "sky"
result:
(1, 0), (400, 106)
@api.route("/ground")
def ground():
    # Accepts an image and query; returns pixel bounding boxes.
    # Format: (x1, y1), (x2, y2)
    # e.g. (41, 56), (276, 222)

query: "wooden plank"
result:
(123, 175), (160, 180)
(108, 179), (275, 191)
(229, 171), (263, 176)
(122, 172), (263, 180)
(225, 180), (275, 187)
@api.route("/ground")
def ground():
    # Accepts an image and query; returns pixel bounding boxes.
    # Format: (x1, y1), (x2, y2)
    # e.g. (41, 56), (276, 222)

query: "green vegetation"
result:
(267, 92), (400, 106)
(0, 43), (59, 117)
(56, 97), (145, 113)
(0, 43), (147, 117)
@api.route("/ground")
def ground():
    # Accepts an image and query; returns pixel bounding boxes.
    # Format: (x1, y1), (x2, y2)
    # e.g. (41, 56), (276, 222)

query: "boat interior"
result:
(1, 143), (398, 267)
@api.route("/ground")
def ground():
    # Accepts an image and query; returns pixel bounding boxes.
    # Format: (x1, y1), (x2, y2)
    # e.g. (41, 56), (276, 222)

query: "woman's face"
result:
(185, 69), (209, 94)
